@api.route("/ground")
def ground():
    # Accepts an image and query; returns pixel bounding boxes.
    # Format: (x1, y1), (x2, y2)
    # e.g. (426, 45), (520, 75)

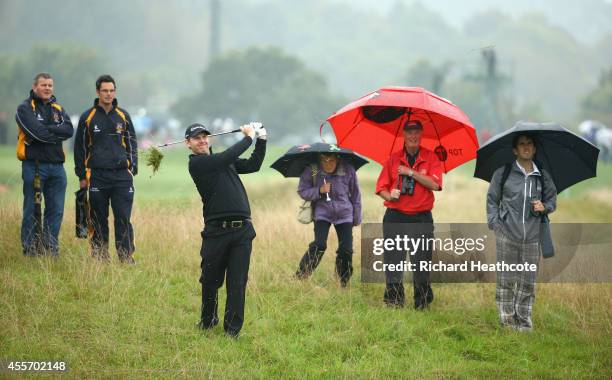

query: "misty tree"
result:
(172, 47), (345, 140)
(0, 44), (105, 142)
(401, 59), (452, 94)
(581, 67), (612, 127)
(0, 46), (105, 111)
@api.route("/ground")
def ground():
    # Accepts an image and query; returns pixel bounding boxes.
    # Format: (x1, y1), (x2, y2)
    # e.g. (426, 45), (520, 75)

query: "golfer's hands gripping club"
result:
(240, 124), (256, 139)
(250, 122), (267, 140)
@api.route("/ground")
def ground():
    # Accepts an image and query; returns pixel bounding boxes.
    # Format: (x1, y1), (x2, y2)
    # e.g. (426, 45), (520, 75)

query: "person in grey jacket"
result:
(486, 134), (557, 331)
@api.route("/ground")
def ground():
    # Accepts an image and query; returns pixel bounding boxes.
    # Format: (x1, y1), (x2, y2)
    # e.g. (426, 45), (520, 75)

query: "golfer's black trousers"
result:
(199, 220), (256, 335)
(382, 208), (434, 307)
(88, 181), (135, 257)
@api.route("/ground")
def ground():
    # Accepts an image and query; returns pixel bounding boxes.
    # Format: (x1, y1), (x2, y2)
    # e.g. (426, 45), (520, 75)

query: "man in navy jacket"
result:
(16, 72), (74, 256)
(74, 75), (138, 263)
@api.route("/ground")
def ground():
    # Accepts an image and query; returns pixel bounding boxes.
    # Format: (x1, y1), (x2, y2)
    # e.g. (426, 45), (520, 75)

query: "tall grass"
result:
(0, 146), (611, 378)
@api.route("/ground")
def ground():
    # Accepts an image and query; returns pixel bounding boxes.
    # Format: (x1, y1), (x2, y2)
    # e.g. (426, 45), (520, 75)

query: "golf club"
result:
(156, 125), (265, 148)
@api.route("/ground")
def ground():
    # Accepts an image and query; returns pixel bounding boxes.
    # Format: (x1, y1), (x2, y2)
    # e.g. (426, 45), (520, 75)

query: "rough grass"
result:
(0, 146), (611, 378)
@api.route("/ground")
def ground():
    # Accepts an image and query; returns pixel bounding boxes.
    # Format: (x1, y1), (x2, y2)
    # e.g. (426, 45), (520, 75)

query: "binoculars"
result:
(400, 175), (415, 196)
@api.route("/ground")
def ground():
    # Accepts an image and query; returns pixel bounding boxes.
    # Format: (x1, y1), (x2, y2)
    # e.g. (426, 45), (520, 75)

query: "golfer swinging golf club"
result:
(185, 121), (267, 337)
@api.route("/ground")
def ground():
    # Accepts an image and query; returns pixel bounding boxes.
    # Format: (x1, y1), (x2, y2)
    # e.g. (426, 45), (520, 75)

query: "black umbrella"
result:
(32, 163), (43, 253)
(75, 188), (88, 239)
(474, 121), (599, 193)
(271, 142), (369, 177)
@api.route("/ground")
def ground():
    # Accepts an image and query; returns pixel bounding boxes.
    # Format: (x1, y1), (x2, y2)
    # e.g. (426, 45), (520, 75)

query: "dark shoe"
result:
(426, 288), (434, 305)
(335, 250), (353, 287)
(119, 254), (136, 264)
(92, 244), (110, 261)
(383, 283), (405, 308)
(197, 318), (219, 330)
(414, 284), (433, 307)
(296, 245), (325, 279)
(92, 252), (110, 262)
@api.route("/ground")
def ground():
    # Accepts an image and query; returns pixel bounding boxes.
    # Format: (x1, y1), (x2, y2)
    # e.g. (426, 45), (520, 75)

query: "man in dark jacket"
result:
(16, 73), (74, 256)
(186, 121), (267, 337)
(487, 134), (557, 331)
(74, 75), (138, 263)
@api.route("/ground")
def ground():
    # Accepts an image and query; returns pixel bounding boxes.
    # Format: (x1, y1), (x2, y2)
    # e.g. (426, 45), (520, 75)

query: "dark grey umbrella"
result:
(75, 188), (88, 239)
(474, 121), (599, 193)
(32, 163), (43, 253)
(271, 142), (369, 177)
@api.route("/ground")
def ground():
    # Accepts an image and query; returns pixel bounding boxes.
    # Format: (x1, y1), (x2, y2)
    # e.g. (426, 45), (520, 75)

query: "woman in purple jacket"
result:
(295, 153), (362, 287)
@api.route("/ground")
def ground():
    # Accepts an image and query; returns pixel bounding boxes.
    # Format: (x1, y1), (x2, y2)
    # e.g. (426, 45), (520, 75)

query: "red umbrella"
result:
(325, 86), (479, 172)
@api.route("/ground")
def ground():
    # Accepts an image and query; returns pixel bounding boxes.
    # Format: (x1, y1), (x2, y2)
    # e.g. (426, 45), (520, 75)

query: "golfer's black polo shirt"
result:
(188, 136), (266, 223)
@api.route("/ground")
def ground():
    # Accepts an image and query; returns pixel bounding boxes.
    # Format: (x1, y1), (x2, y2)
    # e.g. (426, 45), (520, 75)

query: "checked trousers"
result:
(495, 232), (540, 329)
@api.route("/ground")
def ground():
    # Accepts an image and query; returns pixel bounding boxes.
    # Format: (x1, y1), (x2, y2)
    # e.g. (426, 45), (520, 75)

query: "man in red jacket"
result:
(375, 120), (443, 309)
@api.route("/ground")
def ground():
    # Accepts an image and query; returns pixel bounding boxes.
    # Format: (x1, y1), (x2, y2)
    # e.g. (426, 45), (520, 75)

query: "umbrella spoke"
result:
(337, 111), (366, 146)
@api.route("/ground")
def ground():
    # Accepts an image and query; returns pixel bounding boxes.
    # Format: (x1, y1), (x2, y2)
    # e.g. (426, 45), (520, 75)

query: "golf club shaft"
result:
(155, 129), (243, 148)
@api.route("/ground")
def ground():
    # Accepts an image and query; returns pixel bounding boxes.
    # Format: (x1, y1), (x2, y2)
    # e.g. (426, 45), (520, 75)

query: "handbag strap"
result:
(310, 164), (318, 187)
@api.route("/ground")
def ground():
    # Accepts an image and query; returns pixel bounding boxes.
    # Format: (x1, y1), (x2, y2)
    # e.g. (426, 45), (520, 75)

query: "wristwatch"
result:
(408, 168), (414, 177)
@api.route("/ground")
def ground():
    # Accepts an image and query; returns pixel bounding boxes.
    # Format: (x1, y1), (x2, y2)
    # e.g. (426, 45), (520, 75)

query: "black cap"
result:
(185, 123), (211, 139)
(403, 120), (423, 131)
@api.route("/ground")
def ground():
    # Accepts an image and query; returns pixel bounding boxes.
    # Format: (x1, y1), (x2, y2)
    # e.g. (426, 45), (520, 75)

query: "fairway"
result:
(1, 145), (611, 378)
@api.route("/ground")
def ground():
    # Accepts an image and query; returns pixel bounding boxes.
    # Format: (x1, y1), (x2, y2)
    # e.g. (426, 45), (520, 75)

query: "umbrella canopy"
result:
(326, 86), (479, 172)
(32, 166), (43, 252)
(75, 188), (88, 239)
(474, 121), (600, 193)
(271, 142), (369, 177)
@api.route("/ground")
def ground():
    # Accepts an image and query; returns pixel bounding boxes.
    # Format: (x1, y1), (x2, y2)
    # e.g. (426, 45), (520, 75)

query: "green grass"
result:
(0, 145), (611, 378)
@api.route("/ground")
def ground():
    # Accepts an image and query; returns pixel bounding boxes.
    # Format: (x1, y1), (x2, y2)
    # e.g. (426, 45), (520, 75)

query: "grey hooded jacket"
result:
(486, 161), (557, 243)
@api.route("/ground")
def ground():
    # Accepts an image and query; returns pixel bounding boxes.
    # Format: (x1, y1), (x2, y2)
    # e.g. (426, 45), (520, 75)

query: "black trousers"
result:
(312, 220), (353, 253)
(88, 181), (135, 257)
(383, 208), (434, 307)
(296, 221), (354, 282)
(199, 220), (256, 336)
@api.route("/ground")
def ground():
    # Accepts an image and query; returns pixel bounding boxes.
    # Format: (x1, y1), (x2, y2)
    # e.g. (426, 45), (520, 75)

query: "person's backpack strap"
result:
(310, 163), (318, 187)
(499, 163), (512, 195)
(538, 171), (546, 203)
(83, 108), (97, 171)
(114, 107), (128, 125)
(85, 108), (97, 129)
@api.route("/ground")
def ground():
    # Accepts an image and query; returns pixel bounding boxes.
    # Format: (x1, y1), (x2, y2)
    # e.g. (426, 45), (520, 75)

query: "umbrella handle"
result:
(324, 177), (331, 202)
